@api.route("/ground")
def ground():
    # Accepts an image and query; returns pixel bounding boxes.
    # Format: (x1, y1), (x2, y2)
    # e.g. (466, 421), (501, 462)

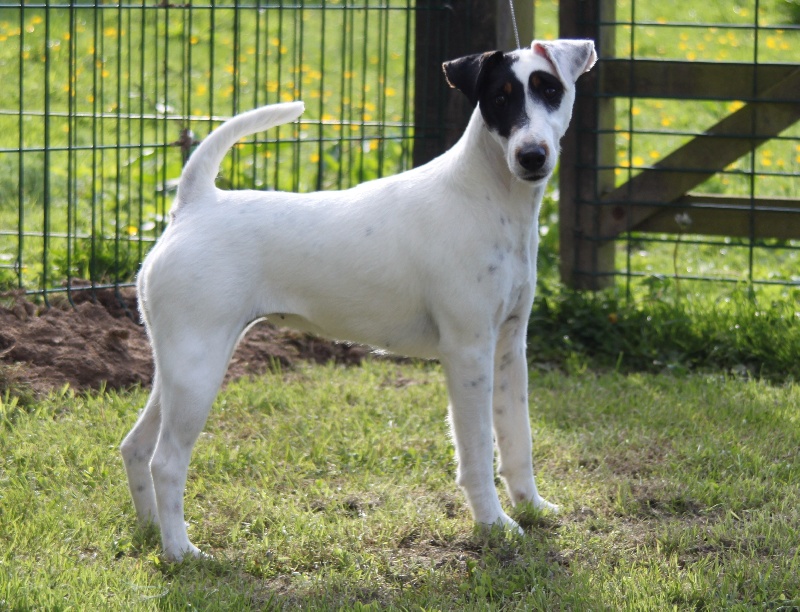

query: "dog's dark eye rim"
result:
(531, 71), (563, 100)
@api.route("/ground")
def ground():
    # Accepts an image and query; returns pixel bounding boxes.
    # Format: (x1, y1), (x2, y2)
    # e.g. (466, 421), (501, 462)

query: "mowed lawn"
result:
(1, 359), (798, 609)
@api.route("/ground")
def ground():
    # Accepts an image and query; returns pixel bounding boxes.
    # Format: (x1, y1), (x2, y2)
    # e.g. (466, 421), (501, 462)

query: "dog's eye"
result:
(543, 86), (560, 100)
(494, 94), (507, 107)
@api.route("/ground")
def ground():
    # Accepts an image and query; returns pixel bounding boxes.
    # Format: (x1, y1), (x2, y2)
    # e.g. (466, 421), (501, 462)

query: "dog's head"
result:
(443, 39), (596, 183)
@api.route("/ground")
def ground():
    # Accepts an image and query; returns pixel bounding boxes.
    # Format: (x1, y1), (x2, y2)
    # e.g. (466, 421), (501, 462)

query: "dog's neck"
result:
(440, 108), (546, 219)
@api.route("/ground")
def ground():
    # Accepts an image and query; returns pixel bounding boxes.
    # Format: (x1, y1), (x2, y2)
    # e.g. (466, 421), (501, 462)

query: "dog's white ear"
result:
(442, 51), (504, 107)
(532, 39), (597, 84)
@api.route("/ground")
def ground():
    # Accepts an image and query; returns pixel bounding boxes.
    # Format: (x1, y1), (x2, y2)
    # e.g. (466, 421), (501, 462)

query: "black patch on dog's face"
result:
(529, 71), (564, 112)
(444, 51), (566, 139)
(474, 56), (526, 139)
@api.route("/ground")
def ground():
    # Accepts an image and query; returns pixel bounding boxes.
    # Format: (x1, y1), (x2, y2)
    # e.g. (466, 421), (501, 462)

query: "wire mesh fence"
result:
(0, 0), (420, 303)
(2, 0), (798, 304)
(552, 0), (800, 298)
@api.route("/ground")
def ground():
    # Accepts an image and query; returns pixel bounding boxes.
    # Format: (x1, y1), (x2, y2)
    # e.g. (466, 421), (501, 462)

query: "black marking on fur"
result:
(529, 70), (564, 111)
(444, 51), (565, 139)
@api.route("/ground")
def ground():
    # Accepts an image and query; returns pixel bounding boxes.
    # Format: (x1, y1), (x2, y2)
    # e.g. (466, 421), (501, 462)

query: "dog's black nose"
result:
(517, 145), (548, 172)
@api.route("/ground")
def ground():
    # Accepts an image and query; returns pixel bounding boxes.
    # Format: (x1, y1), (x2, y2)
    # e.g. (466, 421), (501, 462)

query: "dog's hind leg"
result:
(492, 318), (558, 514)
(120, 374), (163, 527)
(148, 325), (242, 561)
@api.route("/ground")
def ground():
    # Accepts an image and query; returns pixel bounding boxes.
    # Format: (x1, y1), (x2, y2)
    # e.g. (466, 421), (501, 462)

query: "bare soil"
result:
(0, 289), (371, 397)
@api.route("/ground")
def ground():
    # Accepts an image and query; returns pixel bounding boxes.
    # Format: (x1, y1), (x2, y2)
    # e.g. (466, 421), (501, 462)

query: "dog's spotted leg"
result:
(441, 343), (521, 533)
(492, 318), (558, 515)
(120, 375), (163, 527)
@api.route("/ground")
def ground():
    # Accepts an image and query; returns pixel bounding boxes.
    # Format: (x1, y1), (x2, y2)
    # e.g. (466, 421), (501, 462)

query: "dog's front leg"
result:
(441, 344), (520, 532)
(492, 317), (558, 513)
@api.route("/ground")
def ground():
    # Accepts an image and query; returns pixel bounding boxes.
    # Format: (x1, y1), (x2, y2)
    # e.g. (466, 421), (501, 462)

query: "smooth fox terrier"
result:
(120, 39), (596, 561)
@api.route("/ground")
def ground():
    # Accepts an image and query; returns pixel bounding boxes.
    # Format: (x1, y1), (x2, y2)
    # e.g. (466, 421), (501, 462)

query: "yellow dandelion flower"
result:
(661, 117), (672, 127)
(728, 100), (745, 113)
(649, 150), (660, 159)
(104, 27), (117, 37)
(766, 37), (778, 49)
(310, 153), (320, 163)
(385, 87), (396, 97)
(761, 158), (772, 167)
(631, 106), (641, 116)
(679, 33), (689, 41)
(31, 16), (43, 25)
(321, 113), (334, 122)
(686, 51), (697, 61)
(190, 35), (199, 45)
(127, 226), (138, 236)
(633, 156), (644, 166)
(196, 84), (207, 96)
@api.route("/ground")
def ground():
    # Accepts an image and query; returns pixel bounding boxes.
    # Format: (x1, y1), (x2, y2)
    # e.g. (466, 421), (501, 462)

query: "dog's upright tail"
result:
(177, 101), (306, 204)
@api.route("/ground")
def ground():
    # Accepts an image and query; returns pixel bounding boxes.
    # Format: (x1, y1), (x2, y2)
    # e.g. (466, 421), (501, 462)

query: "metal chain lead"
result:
(508, 0), (521, 49)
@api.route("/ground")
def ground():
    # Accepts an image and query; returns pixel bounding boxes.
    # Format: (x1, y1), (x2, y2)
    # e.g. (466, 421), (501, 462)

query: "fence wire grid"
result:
(551, 0), (800, 297)
(0, 1), (422, 303)
(2, 0), (799, 304)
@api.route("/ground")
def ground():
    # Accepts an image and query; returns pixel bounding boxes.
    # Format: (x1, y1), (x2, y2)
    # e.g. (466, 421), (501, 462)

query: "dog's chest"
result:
(477, 226), (535, 322)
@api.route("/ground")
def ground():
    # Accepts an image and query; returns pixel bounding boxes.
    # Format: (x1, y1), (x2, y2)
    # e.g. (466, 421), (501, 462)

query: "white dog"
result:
(120, 39), (596, 561)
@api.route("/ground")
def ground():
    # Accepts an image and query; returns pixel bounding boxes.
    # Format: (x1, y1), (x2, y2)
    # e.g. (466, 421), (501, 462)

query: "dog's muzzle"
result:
(516, 144), (550, 181)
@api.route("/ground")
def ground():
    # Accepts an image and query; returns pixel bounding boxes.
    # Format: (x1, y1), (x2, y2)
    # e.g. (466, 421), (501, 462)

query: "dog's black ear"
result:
(442, 51), (504, 107)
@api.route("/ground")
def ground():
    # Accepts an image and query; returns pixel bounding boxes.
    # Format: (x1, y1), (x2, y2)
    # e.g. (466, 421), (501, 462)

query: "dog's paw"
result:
(477, 512), (524, 536)
(532, 496), (560, 514)
(163, 542), (210, 563)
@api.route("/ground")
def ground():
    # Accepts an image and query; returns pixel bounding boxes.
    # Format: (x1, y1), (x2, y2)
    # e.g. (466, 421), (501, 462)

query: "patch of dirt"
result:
(0, 288), (371, 397)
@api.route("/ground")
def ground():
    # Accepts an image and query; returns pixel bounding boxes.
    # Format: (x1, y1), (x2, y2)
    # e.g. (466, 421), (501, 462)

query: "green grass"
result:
(2, 360), (799, 609)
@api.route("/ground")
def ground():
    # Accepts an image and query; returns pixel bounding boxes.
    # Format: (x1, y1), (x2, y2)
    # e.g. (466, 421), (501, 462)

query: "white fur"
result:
(120, 39), (596, 561)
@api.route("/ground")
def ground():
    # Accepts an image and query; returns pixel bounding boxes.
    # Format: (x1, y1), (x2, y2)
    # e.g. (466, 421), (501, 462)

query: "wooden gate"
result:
(559, 0), (800, 290)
